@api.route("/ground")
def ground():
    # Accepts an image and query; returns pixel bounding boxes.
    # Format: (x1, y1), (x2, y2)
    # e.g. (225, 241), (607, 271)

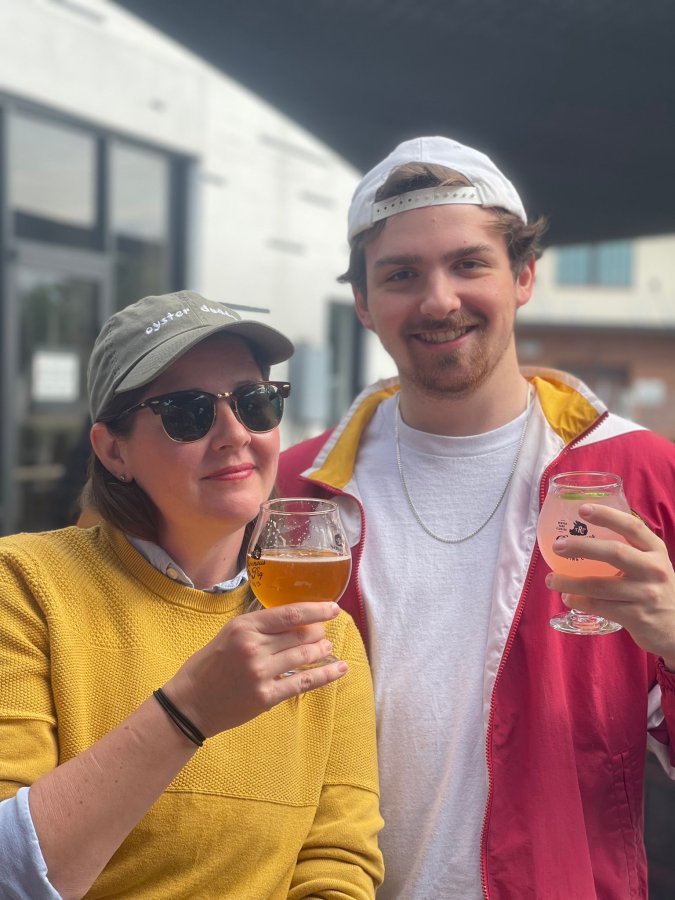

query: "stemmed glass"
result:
(246, 498), (352, 667)
(537, 471), (630, 635)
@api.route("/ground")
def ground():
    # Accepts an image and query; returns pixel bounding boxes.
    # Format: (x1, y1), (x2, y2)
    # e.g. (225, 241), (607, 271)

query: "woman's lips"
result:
(205, 463), (254, 481)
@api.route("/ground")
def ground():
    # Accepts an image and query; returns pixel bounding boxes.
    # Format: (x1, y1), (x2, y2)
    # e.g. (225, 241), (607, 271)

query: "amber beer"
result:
(247, 547), (351, 608)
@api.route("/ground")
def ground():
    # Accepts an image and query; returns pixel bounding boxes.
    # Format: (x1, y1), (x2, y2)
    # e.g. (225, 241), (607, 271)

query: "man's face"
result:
(354, 203), (534, 400)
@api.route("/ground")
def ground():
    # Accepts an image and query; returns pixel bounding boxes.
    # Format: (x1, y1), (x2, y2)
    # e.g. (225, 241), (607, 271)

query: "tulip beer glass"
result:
(246, 498), (351, 665)
(537, 472), (630, 635)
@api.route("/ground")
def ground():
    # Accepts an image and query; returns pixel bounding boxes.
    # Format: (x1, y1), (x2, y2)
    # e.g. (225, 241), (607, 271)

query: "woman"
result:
(0, 290), (383, 899)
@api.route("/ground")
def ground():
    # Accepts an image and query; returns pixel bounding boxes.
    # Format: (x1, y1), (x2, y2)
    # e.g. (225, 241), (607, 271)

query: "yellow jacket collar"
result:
(307, 369), (605, 491)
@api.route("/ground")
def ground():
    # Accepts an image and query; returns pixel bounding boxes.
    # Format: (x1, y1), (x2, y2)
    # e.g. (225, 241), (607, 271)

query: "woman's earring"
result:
(119, 474), (127, 482)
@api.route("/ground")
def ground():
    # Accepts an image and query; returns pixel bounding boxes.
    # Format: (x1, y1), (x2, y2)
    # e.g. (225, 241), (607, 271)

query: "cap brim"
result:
(115, 320), (294, 394)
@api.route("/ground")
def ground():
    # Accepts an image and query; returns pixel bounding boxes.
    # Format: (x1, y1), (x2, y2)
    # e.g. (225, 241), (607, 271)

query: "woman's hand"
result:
(162, 601), (347, 737)
(545, 504), (675, 668)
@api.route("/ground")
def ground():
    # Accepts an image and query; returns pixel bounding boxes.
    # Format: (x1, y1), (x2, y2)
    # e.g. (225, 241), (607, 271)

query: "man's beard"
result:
(400, 323), (513, 400)
(402, 351), (490, 399)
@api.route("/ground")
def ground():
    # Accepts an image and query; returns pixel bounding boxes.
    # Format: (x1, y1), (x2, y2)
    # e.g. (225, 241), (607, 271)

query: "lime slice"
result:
(560, 491), (610, 500)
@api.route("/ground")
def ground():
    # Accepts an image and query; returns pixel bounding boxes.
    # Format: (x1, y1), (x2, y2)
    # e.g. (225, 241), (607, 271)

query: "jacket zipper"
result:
(479, 410), (609, 897)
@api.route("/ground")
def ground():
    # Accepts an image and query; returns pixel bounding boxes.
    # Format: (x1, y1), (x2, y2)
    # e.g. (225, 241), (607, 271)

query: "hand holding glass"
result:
(246, 498), (351, 666)
(537, 472), (630, 635)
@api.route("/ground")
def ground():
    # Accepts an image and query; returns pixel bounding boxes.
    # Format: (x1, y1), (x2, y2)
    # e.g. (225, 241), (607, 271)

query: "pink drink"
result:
(537, 486), (630, 577)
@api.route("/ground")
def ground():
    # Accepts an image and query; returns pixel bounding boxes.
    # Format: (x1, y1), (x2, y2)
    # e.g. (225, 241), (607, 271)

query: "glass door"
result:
(2, 247), (110, 533)
(0, 103), (185, 536)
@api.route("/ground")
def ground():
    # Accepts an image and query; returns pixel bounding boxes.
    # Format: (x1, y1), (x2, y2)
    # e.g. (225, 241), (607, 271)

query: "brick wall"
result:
(517, 326), (675, 441)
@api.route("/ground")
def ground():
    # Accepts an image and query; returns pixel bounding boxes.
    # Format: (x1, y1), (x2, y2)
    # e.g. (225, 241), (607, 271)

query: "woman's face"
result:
(116, 334), (280, 544)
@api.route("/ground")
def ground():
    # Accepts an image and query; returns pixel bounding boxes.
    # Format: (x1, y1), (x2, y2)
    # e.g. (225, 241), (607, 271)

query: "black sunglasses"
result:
(109, 381), (290, 443)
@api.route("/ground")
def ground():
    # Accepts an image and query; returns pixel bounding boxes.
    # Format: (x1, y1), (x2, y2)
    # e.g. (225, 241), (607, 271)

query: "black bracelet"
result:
(153, 688), (206, 747)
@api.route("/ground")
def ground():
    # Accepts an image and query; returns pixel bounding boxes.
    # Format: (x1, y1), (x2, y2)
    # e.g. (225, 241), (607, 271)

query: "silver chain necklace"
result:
(394, 388), (533, 544)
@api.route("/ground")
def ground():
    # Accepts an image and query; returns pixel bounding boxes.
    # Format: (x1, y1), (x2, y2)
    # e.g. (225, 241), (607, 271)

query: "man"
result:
(278, 136), (675, 899)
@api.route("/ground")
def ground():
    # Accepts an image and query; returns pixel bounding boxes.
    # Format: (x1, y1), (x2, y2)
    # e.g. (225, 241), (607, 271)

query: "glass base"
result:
(550, 611), (622, 635)
(278, 654), (339, 678)
(295, 653), (339, 670)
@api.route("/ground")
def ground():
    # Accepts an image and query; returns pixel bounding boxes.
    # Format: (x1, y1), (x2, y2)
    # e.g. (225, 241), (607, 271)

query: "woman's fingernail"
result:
(579, 504), (594, 516)
(554, 536), (568, 551)
(545, 574), (554, 588)
(561, 593), (571, 606)
(337, 661), (348, 674)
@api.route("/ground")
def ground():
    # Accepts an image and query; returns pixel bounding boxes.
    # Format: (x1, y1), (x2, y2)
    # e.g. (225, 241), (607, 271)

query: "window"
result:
(8, 111), (100, 247)
(329, 302), (364, 425)
(6, 108), (184, 300)
(111, 141), (172, 308)
(556, 240), (632, 287)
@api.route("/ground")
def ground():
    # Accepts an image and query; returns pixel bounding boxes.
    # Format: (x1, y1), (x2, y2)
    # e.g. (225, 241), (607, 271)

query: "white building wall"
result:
(0, 0), (206, 157)
(0, 0), (398, 442)
(524, 234), (675, 328)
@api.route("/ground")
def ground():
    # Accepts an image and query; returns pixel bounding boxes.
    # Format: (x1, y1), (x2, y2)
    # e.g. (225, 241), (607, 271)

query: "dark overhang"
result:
(114, 0), (675, 246)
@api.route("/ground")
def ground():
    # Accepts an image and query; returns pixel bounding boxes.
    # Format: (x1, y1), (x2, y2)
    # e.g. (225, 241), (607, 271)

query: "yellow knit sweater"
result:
(0, 524), (383, 898)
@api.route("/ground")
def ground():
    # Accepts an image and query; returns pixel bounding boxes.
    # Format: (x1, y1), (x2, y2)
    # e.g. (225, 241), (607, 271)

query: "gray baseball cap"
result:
(88, 290), (294, 421)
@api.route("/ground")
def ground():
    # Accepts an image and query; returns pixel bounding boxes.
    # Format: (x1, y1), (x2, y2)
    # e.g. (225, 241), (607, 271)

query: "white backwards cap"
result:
(347, 135), (527, 245)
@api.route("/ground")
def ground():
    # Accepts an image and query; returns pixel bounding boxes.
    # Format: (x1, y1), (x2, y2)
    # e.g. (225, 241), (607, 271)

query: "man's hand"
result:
(545, 504), (675, 668)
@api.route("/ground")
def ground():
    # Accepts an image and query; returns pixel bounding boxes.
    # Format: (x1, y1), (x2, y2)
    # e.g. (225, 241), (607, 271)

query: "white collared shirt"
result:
(127, 535), (248, 591)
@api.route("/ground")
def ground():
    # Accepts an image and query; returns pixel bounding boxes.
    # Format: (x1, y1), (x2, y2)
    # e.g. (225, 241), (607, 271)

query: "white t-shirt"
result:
(355, 395), (530, 900)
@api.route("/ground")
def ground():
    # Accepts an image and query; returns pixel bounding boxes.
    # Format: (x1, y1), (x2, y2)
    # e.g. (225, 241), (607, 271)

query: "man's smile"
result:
(412, 324), (476, 344)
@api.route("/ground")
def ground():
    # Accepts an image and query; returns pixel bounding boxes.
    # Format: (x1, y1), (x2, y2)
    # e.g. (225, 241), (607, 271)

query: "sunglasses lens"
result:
(151, 384), (286, 441)
(160, 394), (215, 442)
(236, 384), (285, 432)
